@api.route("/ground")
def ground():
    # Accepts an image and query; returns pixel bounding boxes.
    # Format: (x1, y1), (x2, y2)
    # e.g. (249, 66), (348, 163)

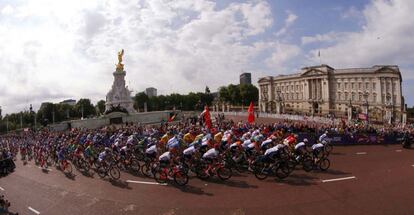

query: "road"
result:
(1, 144), (414, 215)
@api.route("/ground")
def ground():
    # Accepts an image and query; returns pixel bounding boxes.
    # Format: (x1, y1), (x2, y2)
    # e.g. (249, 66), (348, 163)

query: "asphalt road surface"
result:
(1, 144), (414, 215)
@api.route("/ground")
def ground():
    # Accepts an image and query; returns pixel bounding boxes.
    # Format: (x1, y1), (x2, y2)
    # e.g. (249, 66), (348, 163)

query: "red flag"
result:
(204, 105), (212, 129)
(248, 102), (255, 124)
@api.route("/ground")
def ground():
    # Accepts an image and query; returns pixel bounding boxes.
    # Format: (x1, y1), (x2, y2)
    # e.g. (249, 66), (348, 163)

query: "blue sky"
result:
(0, 0), (413, 113)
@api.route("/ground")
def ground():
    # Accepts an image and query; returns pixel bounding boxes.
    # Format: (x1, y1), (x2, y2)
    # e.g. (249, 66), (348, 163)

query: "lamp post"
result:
(363, 92), (369, 124)
(347, 99), (352, 123)
(276, 89), (282, 114)
(385, 94), (392, 124)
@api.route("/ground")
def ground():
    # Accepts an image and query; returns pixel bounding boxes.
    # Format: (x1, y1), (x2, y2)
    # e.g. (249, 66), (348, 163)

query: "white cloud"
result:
(1, 5), (14, 15)
(341, 6), (363, 20)
(276, 10), (297, 37)
(307, 0), (414, 70)
(301, 32), (348, 45)
(265, 42), (301, 70)
(0, 0), (290, 114)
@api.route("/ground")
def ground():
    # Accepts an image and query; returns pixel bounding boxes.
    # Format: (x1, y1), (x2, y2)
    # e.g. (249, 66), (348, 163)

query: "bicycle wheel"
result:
(129, 159), (141, 174)
(302, 156), (313, 172)
(64, 163), (73, 175)
(319, 158), (330, 171)
(154, 168), (167, 183)
(324, 144), (333, 154)
(81, 159), (90, 172)
(174, 170), (189, 186)
(109, 166), (121, 180)
(97, 166), (107, 178)
(217, 166), (232, 180)
(195, 164), (210, 180)
(141, 163), (153, 178)
(253, 162), (268, 180)
(275, 163), (290, 179)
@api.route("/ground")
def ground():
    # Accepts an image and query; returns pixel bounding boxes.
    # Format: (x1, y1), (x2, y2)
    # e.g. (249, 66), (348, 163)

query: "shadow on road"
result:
(316, 169), (351, 176)
(109, 179), (132, 190)
(65, 173), (76, 180)
(207, 178), (258, 189)
(174, 184), (214, 196)
(276, 173), (318, 186)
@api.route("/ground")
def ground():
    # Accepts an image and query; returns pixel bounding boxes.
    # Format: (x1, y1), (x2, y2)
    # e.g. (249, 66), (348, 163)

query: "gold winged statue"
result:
(116, 49), (124, 70)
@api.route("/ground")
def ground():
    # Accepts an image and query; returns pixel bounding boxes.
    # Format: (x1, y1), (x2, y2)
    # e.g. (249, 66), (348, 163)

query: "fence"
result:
(212, 111), (341, 125)
(297, 132), (405, 145)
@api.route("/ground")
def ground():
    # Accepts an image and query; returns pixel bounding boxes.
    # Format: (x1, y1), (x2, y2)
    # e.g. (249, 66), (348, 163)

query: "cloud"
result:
(307, 0), (414, 70)
(1, 5), (14, 15)
(341, 6), (363, 20)
(1, 0), (295, 114)
(276, 10), (297, 37)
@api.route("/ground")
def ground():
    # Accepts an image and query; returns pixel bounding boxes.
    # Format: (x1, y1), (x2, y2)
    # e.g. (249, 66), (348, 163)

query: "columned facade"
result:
(258, 65), (405, 124)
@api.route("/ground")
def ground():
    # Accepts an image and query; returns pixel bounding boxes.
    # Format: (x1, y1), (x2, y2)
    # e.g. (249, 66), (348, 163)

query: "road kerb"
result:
(356, 152), (367, 155)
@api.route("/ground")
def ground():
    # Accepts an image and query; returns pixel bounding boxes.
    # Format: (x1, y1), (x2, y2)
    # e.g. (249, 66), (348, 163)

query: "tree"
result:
(75, 99), (96, 118)
(133, 92), (149, 111)
(96, 100), (106, 115)
(240, 84), (259, 106)
(218, 84), (259, 105)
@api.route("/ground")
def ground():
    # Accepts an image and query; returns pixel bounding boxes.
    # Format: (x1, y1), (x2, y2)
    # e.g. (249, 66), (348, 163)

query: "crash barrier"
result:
(297, 132), (406, 145)
(0, 158), (16, 175)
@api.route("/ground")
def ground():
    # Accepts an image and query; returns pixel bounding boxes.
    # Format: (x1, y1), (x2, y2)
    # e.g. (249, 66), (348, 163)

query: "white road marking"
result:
(28, 206), (40, 214)
(396, 150), (402, 152)
(356, 152), (367, 155)
(322, 176), (356, 183)
(126, 180), (167, 186)
(0, 186), (4, 191)
(38, 167), (52, 171)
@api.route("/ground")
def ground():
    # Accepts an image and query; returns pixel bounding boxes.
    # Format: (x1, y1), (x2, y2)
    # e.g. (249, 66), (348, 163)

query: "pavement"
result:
(1, 144), (414, 215)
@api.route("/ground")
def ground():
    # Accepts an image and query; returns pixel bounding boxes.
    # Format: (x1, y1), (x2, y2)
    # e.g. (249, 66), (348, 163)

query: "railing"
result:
(211, 111), (341, 125)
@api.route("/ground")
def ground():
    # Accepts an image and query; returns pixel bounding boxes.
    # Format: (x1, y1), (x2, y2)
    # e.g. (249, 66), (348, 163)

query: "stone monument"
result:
(105, 49), (137, 114)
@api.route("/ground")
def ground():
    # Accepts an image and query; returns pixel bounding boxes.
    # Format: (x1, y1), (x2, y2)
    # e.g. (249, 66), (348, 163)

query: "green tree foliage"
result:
(218, 84), (258, 105)
(75, 98), (96, 118)
(96, 100), (106, 115)
(132, 87), (215, 112)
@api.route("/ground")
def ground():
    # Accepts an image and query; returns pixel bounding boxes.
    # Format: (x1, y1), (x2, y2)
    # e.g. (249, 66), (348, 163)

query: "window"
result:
(392, 83), (396, 92)
(358, 83), (362, 90)
(393, 95), (397, 104)
(338, 92), (342, 100)
(345, 92), (349, 100)
(365, 83), (369, 90)
(352, 83), (355, 89)
(382, 94), (385, 103)
(359, 93), (362, 101)
(345, 83), (348, 89)
(352, 93), (355, 101)
(337, 83), (340, 89)
(373, 83), (376, 90)
(373, 94), (377, 103)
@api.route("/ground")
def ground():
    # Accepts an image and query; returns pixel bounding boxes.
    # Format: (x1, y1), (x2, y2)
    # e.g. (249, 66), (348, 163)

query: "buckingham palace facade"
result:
(258, 64), (407, 123)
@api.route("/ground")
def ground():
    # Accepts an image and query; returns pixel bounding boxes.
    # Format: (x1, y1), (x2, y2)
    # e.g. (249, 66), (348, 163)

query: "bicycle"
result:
(153, 163), (189, 186)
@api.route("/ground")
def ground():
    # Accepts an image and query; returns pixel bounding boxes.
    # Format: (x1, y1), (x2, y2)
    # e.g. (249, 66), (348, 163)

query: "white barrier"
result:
(211, 111), (340, 125)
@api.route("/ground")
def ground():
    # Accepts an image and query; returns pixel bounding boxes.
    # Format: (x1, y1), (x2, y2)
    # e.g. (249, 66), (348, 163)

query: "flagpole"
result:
(318, 50), (321, 65)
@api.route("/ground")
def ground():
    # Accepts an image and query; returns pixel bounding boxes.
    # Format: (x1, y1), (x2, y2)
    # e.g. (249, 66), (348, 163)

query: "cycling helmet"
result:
(303, 138), (308, 143)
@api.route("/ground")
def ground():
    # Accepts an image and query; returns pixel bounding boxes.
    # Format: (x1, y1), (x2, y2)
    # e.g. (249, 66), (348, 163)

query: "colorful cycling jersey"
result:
(247, 142), (256, 149)
(295, 142), (306, 150)
(264, 146), (279, 156)
(98, 151), (107, 161)
(183, 133), (194, 144)
(183, 146), (196, 155)
(159, 151), (171, 161)
(214, 132), (223, 143)
(167, 137), (180, 149)
(242, 139), (251, 149)
(202, 148), (219, 159)
(145, 145), (157, 154)
(261, 139), (273, 148)
(312, 143), (324, 150)
(319, 133), (328, 143)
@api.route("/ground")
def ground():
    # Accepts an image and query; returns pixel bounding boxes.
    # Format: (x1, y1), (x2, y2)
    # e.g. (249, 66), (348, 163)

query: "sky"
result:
(0, 0), (413, 114)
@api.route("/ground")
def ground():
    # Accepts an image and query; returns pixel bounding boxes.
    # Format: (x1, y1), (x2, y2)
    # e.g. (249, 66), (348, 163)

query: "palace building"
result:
(258, 64), (407, 123)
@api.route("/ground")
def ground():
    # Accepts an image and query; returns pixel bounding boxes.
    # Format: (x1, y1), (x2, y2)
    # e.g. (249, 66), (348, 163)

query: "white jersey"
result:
(264, 146), (279, 156)
(183, 146), (196, 155)
(261, 139), (272, 148)
(159, 151), (171, 161)
(145, 145), (157, 154)
(242, 140), (251, 149)
(295, 142), (306, 150)
(312, 143), (324, 150)
(202, 148), (219, 159)
(319, 133), (328, 143)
